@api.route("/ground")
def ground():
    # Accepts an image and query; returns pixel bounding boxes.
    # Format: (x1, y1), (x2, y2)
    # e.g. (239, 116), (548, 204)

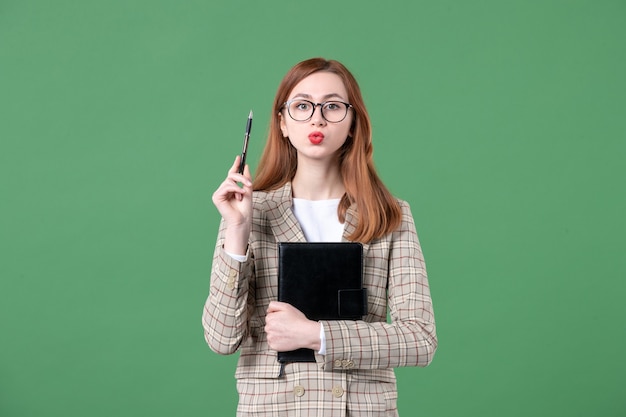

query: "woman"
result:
(203, 58), (437, 416)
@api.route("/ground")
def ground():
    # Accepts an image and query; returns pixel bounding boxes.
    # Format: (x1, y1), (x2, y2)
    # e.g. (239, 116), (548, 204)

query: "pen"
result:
(238, 110), (253, 174)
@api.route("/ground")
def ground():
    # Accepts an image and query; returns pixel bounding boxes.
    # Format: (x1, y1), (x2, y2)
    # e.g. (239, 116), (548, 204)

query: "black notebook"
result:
(277, 242), (367, 363)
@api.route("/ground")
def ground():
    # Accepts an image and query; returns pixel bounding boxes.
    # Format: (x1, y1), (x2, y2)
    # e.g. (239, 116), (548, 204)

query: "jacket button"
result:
(294, 385), (305, 397)
(332, 386), (344, 398)
(334, 359), (343, 368)
(226, 277), (235, 289)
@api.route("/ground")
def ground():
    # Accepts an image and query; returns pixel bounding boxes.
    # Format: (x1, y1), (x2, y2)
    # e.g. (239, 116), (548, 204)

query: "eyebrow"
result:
(291, 93), (346, 101)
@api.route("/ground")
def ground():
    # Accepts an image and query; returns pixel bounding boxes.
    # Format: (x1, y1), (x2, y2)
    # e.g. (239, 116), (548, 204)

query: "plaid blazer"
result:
(203, 182), (437, 416)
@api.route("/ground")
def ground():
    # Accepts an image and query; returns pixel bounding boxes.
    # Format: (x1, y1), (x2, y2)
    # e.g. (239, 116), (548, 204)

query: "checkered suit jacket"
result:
(203, 182), (437, 416)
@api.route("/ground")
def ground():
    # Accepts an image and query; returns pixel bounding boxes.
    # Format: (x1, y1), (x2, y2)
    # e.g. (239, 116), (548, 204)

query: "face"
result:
(279, 71), (353, 163)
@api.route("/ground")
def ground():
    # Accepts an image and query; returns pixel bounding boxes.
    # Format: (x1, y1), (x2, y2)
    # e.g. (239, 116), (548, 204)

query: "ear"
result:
(279, 112), (288, 137)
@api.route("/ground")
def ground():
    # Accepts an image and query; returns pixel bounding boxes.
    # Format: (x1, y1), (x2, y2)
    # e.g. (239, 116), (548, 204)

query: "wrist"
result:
(223, 225), (250, 256)
(307, 321), (322, 351)
(317, 322), (326, 355)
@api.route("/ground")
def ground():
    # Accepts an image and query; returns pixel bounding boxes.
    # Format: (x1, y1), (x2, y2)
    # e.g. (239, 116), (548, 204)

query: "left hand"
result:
(265, 301), (321, 352)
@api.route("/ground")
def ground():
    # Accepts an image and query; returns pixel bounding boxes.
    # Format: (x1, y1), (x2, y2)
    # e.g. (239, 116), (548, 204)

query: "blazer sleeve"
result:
(315, 201), (437, 370)
(202, 219), (255, 355)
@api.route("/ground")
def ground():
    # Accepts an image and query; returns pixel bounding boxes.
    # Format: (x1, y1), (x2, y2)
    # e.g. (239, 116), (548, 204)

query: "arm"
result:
(315, 201), (437, 370)
(202, 156), (254, 355)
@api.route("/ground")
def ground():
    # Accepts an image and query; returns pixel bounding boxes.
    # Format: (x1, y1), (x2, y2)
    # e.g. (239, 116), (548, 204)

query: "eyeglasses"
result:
(282, 99), (353, 123)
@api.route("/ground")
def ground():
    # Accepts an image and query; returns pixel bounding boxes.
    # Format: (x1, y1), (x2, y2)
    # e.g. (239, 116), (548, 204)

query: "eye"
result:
(324, 102), (343, 111)
(293, 101), (312, 111)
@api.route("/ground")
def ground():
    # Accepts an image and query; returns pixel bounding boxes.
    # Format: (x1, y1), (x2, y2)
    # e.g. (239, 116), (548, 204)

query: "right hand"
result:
(212, 155), (253, 232)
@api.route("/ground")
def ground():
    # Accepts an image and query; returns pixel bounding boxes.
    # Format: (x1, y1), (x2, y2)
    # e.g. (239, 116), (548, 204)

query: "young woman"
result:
(203, 58), (437, 416)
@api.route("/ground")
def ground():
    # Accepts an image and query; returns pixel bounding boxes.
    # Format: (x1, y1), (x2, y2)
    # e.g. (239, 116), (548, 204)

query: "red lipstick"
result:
(308, 132), (324, 145)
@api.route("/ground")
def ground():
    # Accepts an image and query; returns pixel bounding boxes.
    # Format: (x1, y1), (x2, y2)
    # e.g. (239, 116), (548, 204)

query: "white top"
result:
(292, 198), (343, 243)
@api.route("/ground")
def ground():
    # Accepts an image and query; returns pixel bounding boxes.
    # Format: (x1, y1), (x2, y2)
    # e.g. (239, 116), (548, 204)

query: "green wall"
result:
(1, 1), (624, 416)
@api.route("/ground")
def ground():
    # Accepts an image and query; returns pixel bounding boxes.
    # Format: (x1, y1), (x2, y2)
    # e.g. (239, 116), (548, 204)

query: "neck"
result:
(291, 158), (344, 200)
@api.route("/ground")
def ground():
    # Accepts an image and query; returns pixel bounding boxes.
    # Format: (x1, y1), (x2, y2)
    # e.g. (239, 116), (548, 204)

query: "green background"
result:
(1, 1), (624, 416)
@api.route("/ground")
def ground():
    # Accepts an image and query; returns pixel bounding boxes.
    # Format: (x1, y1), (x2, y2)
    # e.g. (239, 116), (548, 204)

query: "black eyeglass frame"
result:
(281, 99), (354, 123)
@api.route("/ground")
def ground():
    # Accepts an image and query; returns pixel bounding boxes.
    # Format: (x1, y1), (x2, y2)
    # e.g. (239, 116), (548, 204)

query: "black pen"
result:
(238, 110), (253, 174)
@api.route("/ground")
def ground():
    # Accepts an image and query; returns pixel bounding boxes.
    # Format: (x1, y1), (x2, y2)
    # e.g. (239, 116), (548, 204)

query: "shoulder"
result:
(395, 198), (410, 210)
(394, 198), (413, 217)
(391, 198), (420, 234)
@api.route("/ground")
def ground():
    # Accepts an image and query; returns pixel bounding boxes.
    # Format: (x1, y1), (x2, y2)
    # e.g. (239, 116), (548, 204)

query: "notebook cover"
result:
(277, 242), (366, 363)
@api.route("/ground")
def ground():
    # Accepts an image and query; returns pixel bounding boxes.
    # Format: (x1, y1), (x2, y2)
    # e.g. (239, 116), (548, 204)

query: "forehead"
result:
(288, 71), (348, 100)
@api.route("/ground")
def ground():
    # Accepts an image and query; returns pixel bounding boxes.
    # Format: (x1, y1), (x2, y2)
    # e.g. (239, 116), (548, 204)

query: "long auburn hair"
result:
(254, 58), (402, 243)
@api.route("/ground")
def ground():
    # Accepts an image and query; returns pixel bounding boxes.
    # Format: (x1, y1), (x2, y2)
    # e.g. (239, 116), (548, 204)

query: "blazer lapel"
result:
(342, 203), (370, 256)
(265, 182), (307, 243)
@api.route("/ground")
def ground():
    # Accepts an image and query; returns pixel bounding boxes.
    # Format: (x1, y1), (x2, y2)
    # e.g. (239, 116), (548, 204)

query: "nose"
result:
(310, 104), (326, 125)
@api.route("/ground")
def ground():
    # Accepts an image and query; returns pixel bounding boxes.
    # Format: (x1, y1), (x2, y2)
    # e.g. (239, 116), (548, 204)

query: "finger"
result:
(228, 155), (241, 174)
(213, 182), (247, 200)
(266, 301), (277, 313)
(267, 301), (290, 314)
(266, 301), (283, 313)
(227, 156), (250, 182)
(243, 163), (253, 183)
(226, 171), (252, 188)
